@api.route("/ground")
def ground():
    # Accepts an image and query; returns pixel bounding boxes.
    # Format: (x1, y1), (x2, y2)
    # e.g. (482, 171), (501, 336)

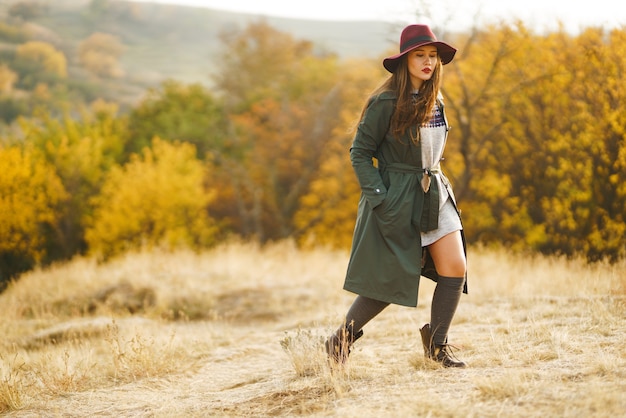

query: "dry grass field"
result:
(1, 240), (625, 417)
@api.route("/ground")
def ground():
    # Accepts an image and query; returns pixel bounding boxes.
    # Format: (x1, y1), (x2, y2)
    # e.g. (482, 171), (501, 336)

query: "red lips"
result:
(422, 68), (432, 74)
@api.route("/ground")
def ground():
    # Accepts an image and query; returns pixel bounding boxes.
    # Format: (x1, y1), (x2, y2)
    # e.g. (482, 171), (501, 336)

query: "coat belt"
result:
(381, 162), (439, 232)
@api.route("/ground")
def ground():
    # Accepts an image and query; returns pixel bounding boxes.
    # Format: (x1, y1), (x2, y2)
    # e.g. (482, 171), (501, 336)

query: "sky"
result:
(132, 0), (626, 34)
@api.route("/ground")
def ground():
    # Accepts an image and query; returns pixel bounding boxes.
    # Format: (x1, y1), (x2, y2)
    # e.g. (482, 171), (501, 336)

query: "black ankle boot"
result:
(419, 323), (466, 368)
(325, 325), (363, 364)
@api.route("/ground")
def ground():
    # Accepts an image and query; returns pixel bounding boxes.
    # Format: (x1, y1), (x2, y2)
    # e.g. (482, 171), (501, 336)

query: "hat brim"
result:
(383, 41), (456, 73)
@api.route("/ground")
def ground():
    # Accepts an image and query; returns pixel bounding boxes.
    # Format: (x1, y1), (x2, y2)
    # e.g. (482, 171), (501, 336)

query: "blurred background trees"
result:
(444, 24), (626, 260)
(1, 1), (625, 287)
(0, 144), (66, 287)
(85, 137), (218, 259)
(78, 32), (125, 79)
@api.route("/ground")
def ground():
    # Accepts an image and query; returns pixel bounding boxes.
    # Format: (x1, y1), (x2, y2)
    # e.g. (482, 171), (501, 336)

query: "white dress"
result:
(419, 103), (462, 246)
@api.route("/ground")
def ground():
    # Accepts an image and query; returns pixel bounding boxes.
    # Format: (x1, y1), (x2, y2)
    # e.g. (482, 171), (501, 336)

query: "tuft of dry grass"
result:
(0, 354), (26, 413)
(1, 240), (625, 417)
(104, 319), (183, 383)
(280, 327), (327, 378)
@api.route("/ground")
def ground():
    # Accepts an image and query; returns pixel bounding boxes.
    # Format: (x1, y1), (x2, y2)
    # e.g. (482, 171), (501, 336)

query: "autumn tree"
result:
(86, 138), (218, 259)
(125, 80), (228, 159)
(14, 41), (67, 87)
(294, 57), (387, 248)
(212, 21), (351, 242)
(0, 144), (66, 287)
(18, 106), (128, 259)
(482, 27), (626, 260)
(442, 23), (626, 260)
(537, 28), (626, 260)
(213, 20), (314, 111)
(443, 23), (556, 248)
(78, 32), (125, 78)
(0, 65), (23, 124)
(0, 21), (30, 43)
(0, 64), (18, 93)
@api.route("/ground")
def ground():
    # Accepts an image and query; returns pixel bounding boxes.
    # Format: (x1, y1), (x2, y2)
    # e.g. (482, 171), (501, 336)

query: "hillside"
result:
(1, 0), (396, 103)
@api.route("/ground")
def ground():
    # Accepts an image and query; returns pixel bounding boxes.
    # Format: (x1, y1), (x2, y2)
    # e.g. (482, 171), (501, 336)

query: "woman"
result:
(325, 24), (468, 368)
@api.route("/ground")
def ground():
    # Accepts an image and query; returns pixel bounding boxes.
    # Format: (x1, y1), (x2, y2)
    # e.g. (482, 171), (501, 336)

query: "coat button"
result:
(375, 188), (381, 193)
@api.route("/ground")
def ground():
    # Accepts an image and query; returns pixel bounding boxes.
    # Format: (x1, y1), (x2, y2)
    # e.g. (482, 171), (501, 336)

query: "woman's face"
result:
(407, 45), (438, 89)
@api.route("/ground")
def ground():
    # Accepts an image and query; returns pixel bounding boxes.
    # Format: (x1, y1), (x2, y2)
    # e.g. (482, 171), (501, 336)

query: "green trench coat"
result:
(344, 91), (468, 307)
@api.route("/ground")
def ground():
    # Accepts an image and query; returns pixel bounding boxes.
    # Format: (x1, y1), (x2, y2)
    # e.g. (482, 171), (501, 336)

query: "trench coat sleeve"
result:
(349, 94), (395, 209)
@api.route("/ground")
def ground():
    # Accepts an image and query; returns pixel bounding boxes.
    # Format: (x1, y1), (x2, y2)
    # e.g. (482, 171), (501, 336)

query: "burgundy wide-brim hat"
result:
(383, 24), (457, 73)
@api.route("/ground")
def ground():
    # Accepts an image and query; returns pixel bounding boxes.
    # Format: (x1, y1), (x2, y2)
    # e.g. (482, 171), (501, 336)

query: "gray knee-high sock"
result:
(340, 295), (389, 335)
(430, 275), (465, 346)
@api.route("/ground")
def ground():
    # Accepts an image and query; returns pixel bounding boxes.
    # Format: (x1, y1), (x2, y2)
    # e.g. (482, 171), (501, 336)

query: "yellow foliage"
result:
(19, 111), (126, 201)
(78, 33), (126, 78)
(16, 41), (67, 78)
(86, 138), (218, 259)
(294, 147), (360, 249)
(32, 83), (50, 100)
(293, 59), (384, 249)
(0, 64), (18, 93)
(434, 24), (626, 259)
(216, 25), (364, 242)
(215, 21), (313, 106)
(0, 145), (66, 261)
(470, 170), (511, 201)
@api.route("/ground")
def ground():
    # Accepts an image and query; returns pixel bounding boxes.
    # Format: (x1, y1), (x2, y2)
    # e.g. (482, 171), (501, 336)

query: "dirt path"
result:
(8, 294), (626, 417)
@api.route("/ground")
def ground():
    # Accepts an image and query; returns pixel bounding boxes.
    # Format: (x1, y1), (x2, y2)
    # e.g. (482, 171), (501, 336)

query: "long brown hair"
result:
(358, 55), (442, 143)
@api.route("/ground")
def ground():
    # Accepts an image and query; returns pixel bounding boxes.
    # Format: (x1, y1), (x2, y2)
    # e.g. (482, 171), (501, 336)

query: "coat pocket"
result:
(373, 172), (415, 236)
